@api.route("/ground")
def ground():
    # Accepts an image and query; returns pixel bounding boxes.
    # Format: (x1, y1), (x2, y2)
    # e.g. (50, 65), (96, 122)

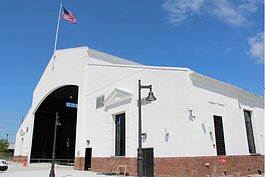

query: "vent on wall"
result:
(96, 95), (104, 109)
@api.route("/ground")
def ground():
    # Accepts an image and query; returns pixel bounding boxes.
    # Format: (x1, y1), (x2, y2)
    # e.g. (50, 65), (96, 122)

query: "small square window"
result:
(96, 96), (104, 109)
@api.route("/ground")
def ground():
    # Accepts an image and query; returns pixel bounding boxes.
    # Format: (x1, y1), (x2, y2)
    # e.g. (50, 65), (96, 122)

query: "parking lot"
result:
(0, 161), (121, 177)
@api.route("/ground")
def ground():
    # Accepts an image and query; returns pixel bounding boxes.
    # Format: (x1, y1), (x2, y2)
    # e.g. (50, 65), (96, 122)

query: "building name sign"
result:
(66, 102), (78, 108)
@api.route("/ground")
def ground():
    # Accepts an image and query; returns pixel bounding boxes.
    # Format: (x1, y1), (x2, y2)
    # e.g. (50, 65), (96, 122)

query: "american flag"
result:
(62, 7), (77, 24)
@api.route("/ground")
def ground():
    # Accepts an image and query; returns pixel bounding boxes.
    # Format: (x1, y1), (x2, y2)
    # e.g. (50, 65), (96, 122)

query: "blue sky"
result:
(0, 0), (263, 143)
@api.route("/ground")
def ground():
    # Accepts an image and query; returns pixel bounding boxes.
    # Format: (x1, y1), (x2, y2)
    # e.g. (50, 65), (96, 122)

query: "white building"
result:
(14, 46), (264, 177)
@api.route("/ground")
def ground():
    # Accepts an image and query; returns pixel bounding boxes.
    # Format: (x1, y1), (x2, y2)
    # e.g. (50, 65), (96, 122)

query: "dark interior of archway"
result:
(30, 85), (78, 163)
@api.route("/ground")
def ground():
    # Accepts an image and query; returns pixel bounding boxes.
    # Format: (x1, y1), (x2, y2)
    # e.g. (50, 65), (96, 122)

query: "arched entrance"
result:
(30, 85), (78, 164)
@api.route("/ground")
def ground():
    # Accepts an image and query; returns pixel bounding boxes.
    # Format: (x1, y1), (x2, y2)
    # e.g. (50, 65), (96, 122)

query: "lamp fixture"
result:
(86, 140), (90, 147)
(142, 133), (147, 140)
(146, 87), (156, 101)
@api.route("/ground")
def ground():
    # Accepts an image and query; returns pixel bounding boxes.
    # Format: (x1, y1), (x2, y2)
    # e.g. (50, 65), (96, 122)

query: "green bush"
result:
(0, 139), (9, 152)
(0, 139), (9, 159)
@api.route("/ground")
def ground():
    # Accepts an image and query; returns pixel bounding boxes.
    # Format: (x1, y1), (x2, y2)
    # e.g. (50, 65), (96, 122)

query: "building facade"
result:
(14, 46), (264, 176)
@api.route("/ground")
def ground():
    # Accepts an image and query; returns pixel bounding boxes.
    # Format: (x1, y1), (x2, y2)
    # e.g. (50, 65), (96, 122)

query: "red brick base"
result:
(154, 155), (264, 177)
(74, 155), (264, 177)
(74, 157), (85, 170)
(13, 155), (28, 162)
(92, 157), (137, 176)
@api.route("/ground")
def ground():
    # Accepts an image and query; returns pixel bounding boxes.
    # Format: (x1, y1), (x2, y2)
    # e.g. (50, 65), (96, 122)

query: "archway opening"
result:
(30, 85), (78, 164)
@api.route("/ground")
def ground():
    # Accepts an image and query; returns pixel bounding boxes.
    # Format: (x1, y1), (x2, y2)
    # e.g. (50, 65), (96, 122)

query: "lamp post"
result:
(49, 112), (61, 177)
(66, 138), (70, 160)
(138, 80), (156, 177)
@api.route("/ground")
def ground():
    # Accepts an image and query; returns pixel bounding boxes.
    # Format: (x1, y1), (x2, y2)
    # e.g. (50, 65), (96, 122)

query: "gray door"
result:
(143, 148), (154, 177)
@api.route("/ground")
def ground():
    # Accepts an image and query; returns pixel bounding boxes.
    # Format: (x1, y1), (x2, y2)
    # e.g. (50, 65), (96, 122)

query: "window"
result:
(244, 110), (256, 153)
(96, 96), (104, 109)
(115, 113), (125, 156)
(213, 115), (226, 156)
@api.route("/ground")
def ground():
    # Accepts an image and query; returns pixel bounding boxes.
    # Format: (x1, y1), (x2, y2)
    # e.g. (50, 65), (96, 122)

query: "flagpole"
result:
(52, 1), (63, 70)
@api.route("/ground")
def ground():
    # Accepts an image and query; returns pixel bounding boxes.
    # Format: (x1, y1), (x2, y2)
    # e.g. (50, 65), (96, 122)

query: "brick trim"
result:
(13, 155), (28, 162)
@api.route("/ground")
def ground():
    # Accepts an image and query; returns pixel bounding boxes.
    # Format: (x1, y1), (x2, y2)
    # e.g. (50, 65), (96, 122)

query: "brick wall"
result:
(92, 157), (137, 176)
(76, 155), (264, 177)
(74, 157), (85, 170)
(154, 155), (264, 177)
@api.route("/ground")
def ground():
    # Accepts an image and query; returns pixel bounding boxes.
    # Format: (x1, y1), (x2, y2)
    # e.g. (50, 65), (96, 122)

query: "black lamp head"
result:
(146, 91), (156, 101)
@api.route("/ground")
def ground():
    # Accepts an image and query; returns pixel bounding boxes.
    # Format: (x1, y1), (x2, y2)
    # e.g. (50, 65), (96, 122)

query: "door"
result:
(244, 110), (256, 153)
(143, 148), (154, 177)
(84, 148), (92, 171)
(213, 115), (226, 156)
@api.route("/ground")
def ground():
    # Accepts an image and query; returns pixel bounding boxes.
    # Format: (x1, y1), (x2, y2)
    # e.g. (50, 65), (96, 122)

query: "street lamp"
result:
(49, 112), (61, 177)
(138, 80), (156, 177)
(66, 138), (70, 160)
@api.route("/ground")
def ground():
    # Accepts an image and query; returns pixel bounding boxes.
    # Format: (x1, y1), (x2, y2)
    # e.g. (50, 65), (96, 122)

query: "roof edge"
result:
(190, 71), (263, 100)
(55, 46), (89, 52)
(86, 63), (192, 72)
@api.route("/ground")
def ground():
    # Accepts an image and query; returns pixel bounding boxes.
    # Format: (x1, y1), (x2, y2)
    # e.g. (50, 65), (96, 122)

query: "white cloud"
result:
(162, 0), (205, 24)
(238, 0), (263, 13)
(163, 0), (262, 27)
(248, 32), (264, 63)
(211, 0), (248, 27)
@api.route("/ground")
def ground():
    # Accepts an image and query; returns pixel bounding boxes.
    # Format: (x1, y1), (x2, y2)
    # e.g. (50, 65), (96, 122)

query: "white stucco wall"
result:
(14, 46), (140, 160)
(189, 73), (264, 156)
(14, 47), (90, 159)
(77, 64), (264, 159)
(77, 64), (192, 158)
(15, 47), (264, 162)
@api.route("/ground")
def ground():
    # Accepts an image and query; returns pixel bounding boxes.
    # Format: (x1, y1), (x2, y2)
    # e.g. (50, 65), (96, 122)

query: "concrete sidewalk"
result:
(0, 162), (122, 177)
(1, 162), (263, 177)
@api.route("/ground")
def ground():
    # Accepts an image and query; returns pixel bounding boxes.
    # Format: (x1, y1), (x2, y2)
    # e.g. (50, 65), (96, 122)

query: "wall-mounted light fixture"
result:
(86, 140), (90, 147)
(189, 109), (196, 120)
(209, 126), (213, 135)
(165, 128), (169, 142)
(164, 128), (169, 136)
(141, 133), (147, 140)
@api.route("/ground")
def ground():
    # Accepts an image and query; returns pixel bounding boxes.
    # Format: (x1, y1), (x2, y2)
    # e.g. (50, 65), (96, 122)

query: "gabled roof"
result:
(56, 46), (142, 65)
(56, 46), (263, 100)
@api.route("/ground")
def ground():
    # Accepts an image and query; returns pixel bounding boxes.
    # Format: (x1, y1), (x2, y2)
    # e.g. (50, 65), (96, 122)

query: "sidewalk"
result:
(1, 162), (263, 177)
(0, 161), (122, 177)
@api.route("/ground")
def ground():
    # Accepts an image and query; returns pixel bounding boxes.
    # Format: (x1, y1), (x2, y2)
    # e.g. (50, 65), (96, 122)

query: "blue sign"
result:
(66, 102), (78, 108)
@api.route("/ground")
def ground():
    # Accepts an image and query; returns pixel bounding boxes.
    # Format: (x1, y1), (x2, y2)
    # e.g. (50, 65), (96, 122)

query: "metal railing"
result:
(30, 158), (74, 166)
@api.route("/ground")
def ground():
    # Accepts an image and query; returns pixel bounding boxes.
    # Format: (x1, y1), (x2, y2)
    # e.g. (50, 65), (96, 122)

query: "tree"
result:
(0, 139), (9, 152)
